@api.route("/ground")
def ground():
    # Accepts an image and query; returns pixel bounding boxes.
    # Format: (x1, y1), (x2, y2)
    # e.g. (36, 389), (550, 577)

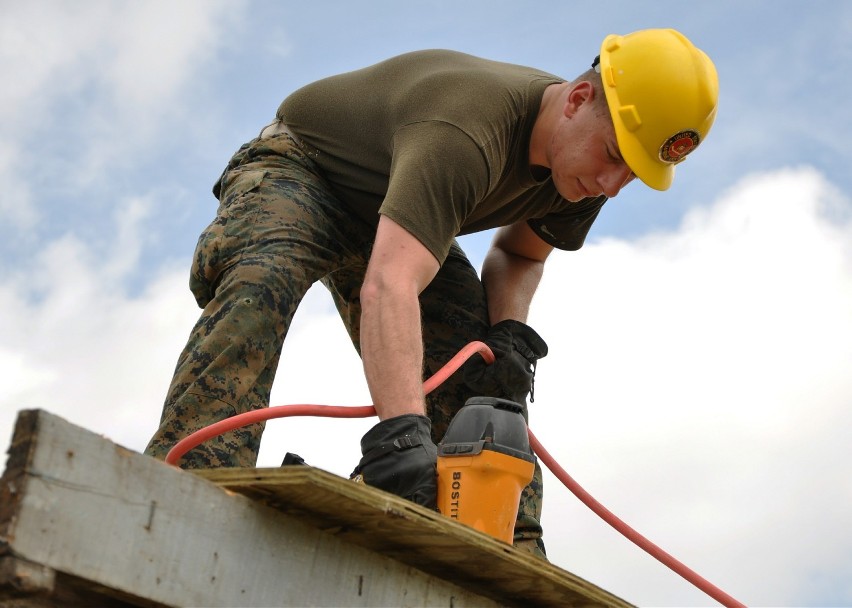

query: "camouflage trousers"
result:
(144, 130), (546, 556)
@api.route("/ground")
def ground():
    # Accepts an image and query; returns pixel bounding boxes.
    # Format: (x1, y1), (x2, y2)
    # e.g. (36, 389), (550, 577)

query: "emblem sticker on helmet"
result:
(659, 130), (701, 164)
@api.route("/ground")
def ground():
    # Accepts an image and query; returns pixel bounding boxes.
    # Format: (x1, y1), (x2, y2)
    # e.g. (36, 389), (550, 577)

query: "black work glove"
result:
(464, 319), (548, 404)
(350, 414), (437, 509)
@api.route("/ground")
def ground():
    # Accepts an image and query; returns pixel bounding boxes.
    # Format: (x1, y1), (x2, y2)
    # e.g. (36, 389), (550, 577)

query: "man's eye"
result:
(607, 146), (625, 165)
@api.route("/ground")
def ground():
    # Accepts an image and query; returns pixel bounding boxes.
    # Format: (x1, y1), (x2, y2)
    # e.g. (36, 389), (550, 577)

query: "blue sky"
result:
(2, 2), (851, 606)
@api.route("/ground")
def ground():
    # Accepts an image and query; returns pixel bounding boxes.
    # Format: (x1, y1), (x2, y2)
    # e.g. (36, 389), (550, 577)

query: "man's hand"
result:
(351, 414), (437, 508)
(464, 320), (548, 404)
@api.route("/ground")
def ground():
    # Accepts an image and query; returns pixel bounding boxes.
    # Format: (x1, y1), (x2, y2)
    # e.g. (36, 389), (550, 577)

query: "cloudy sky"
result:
(2, 1), (851, 606)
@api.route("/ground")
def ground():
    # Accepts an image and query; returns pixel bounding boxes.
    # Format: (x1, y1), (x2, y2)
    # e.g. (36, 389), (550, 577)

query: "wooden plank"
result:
(0, 410), (507, 607)
(197, 467), (633, 608)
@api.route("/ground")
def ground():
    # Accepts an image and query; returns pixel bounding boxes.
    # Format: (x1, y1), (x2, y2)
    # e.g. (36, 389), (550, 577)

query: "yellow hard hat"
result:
(597, 28), (719, 191)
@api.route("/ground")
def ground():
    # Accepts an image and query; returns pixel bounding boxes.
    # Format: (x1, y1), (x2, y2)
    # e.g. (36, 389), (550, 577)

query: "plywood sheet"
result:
(198, 466), (633, 608)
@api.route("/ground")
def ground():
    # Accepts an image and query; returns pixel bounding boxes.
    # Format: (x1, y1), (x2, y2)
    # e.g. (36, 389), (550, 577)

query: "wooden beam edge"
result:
(1, 410), (41, 559)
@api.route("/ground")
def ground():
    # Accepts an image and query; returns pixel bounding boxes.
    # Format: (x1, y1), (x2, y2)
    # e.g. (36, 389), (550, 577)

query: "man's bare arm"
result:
(481, 221), (553, 324)
(360, 215), (440, 420)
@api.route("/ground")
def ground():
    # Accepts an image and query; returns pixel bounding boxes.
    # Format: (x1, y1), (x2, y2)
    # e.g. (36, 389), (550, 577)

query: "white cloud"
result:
(530, 167), (852, 606)
(0, 3), (85, 125)
(1, 1), (237, 128)
(256, 290), (374, 472)
(0, 196), (200, 451)
(1, 166), (850, 606)
(0, 142), (36, 231)
(0, 0), (243, 220)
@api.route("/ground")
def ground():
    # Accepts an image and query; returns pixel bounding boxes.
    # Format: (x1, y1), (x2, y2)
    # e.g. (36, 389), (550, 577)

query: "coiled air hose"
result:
(166, 341), (746, 608)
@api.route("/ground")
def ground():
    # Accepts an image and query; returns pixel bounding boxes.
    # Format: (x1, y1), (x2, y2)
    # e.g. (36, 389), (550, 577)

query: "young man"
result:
(145, 28), (718, 557)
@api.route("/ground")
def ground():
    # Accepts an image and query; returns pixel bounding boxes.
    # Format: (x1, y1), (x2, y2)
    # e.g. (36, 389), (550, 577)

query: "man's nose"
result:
(599, 165), (635, 198)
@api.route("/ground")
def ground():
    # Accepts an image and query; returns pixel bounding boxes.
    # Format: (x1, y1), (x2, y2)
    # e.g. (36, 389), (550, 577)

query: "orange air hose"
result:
(165, 340), (745, 608)
(164, 341), (494, 465)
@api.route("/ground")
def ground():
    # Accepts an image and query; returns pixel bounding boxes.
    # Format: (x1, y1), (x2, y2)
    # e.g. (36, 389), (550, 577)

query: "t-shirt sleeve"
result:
(379, 121), (490, 264)
(526, 195), (607, 251)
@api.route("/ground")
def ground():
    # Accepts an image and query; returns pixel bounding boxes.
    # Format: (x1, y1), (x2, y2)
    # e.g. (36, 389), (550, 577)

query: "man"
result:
(145, 28), (718, 557)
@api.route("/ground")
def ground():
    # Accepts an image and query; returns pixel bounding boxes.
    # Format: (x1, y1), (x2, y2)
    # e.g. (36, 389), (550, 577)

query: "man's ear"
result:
(564, 80), (595, 118)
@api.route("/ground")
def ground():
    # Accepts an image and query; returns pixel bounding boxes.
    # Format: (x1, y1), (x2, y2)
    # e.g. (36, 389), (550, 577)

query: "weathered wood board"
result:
(0, 409), (632, 608)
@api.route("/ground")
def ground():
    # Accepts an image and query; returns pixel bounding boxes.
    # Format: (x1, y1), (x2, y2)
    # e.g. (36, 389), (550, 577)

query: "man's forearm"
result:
(481, 246), (545, 324)
(359, 214), (438, 421)
(360, 288), (427, 420)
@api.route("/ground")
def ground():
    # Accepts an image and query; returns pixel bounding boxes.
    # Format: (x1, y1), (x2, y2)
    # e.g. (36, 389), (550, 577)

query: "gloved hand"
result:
(464, 319), (548, 404)
(350, 414), (437, 509)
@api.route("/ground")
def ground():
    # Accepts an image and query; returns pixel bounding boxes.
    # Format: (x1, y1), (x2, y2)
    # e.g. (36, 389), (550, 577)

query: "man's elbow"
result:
(490, 223), (553, 263)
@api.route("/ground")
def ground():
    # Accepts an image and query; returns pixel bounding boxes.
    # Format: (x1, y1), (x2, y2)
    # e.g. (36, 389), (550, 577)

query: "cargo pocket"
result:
(190, 170), (267, 307)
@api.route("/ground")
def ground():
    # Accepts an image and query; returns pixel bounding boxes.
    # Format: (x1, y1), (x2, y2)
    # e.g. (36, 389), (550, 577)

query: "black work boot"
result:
(351, 414), (437, 509)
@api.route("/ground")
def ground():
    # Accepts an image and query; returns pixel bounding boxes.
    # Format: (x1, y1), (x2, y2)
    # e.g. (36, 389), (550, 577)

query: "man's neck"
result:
(528, 82), (569, 169)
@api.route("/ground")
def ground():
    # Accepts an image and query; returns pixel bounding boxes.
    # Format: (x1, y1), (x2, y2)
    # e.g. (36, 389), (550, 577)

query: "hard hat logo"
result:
(660, 130), (700, 164)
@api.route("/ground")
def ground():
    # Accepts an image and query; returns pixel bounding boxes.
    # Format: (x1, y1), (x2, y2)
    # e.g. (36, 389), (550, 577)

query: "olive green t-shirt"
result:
(279, 49), (607, 263)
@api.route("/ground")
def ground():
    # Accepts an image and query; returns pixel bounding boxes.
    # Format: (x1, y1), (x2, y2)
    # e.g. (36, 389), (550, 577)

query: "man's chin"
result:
(558, 189), (587, 203)
(555, 179), (588, 202)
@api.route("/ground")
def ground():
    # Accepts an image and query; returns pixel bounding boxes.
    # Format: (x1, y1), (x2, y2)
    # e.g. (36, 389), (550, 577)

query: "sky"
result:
(1, 1), (851, 606)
